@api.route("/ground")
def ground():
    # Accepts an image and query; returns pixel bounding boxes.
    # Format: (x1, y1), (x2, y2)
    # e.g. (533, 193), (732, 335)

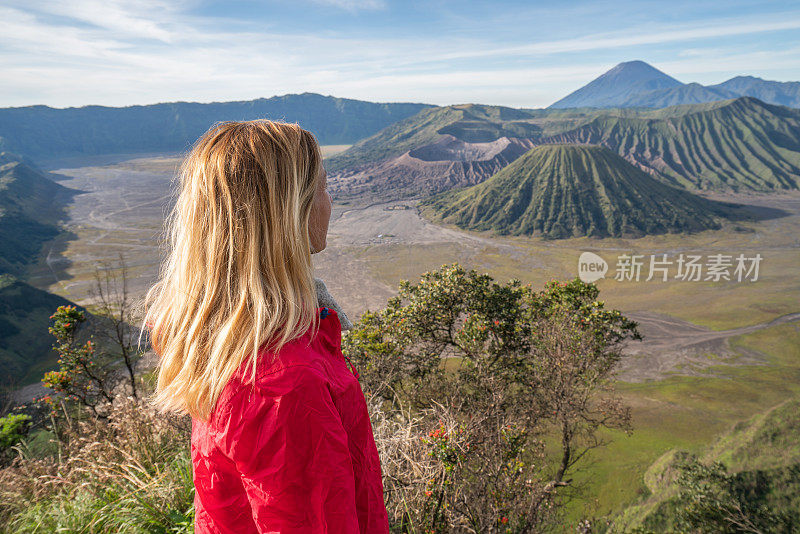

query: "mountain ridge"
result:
(548, 61), (800, 109)
(623, 82), (738, 108)
(330, 97), (800, 197)
(711, 76), (800, 107)
(0, 93), (435, 159)
(0, 155), (72, 275)
(0, 154), (82, 387)
(326, 103), (541, 173)
(542, 97), (800, 191)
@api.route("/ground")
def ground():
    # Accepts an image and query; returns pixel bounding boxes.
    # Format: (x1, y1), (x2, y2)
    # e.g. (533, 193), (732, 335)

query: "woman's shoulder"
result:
(248, 308), (342, 380)
(210, 359), (331, 428)
(211, 308), (344, 422)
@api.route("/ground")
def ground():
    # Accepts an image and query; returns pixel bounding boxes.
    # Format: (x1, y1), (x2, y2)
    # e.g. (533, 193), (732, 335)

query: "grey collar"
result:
(314, 277), (354, 331)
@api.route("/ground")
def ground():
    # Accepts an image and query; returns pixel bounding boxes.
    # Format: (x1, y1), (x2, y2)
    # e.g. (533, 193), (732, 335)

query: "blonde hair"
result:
(143, 120), (323, 421)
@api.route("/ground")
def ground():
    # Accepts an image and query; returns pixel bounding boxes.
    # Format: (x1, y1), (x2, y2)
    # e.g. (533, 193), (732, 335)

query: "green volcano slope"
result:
(544, 97), (800, 191)
(326, 104), (542, 172)
(421, 144), (745, 239)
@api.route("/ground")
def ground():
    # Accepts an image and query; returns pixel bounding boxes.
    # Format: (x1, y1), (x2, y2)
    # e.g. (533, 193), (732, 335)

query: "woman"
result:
(143, 120), (389, 533)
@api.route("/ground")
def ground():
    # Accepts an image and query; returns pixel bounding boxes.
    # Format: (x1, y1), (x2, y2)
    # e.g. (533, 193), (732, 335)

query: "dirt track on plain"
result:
(618, 311), (800, 382)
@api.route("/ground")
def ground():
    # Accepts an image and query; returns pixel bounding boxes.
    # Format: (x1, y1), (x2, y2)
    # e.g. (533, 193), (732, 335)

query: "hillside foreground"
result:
(20, 154), (800, 525)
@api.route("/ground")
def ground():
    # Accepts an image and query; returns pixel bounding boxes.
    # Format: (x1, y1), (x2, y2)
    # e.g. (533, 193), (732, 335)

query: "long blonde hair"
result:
(144, 120), (323, 421)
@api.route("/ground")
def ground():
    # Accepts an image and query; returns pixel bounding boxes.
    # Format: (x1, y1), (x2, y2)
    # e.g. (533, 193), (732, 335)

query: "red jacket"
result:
(191, 307), (389, 533)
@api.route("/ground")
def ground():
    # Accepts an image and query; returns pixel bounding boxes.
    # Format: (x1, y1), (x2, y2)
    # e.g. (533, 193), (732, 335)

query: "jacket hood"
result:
(314, 277), (353, 330)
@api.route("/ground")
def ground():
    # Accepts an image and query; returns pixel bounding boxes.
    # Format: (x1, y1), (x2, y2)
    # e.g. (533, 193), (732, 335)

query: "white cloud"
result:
(0, 2), (798, 108)
(2, 0), (184, 42)
(403, 16), (800, 64)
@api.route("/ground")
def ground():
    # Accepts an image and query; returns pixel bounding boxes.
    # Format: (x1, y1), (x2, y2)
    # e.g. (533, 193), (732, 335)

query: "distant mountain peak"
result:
(727, 75), (762, 81)
(710, 76), (800, 108)
(549, 60), (682, 109)
(550, 62), (800, 110)
(607, 60), (676, 76)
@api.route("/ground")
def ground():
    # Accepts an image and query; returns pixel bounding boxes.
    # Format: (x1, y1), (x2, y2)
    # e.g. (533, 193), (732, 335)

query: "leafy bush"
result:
(621, 398), (800, 533)
(41, 305), (114, 417)
(671, 458), (799, 533)
(344, 263), (639, 532)
(0, 414), (30, 462)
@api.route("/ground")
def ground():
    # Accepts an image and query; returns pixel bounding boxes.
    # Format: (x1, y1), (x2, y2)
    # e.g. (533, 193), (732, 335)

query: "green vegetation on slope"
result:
(0, 155), (69, 275)
(421, 144), (743, 239)
(619, 397), (800, 532)
(570, 320), (800, 528)
(0, 274), (76, 387)
(329, 97), (800, 197)
(545, 97), (800, 191)
(0, 154), (80, 387)
(0, 93), (433, 159)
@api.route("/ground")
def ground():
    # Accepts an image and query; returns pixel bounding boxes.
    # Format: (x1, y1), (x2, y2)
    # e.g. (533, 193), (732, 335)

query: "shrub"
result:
(345, 263), (639, 532)
(42, 305), (114, 417)
(672, 459), (799, 533)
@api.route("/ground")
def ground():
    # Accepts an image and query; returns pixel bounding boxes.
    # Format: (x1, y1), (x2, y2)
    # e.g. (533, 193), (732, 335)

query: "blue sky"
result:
(1, 0), (799, 109)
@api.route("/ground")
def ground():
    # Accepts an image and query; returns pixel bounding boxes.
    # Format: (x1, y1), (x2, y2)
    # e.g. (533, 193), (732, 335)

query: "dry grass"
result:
(0, 396), (193, 533)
